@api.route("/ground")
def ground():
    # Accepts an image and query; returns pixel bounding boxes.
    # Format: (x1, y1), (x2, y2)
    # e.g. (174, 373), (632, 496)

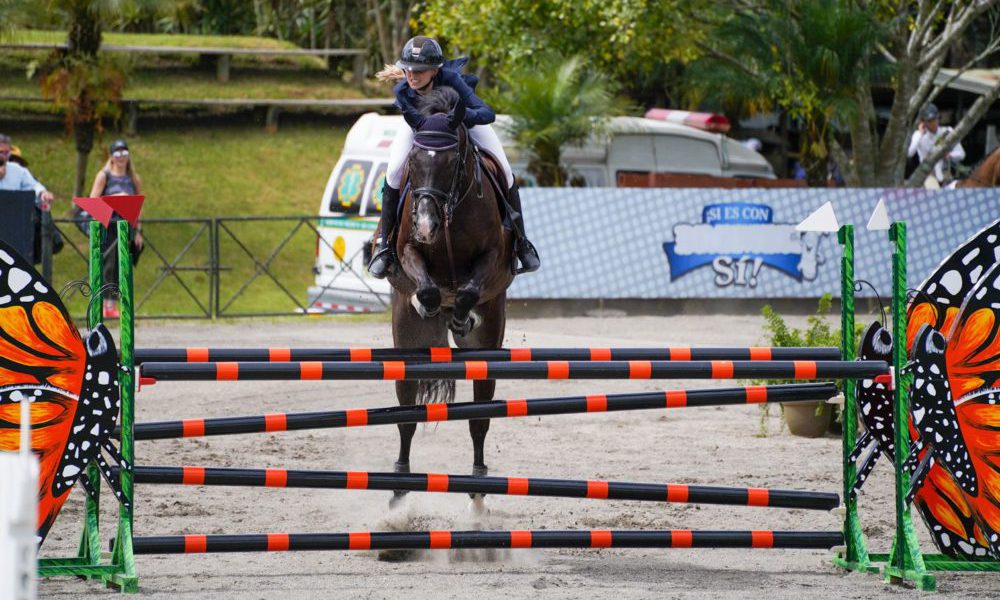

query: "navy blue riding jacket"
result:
(393, 57), (496, 130)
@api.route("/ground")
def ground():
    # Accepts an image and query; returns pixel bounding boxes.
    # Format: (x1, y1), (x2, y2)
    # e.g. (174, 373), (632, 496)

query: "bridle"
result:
(409, 122), (484, 287)
(410, 124), (482, 222)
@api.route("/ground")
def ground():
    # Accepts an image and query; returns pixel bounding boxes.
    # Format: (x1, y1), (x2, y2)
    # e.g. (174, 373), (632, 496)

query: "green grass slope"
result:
(2, 121), (352, 317)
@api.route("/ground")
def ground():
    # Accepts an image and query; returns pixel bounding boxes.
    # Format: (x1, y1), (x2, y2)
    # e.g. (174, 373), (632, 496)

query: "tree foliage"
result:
(687, 0), (1000, 186)
(490, 53), (629, 186)
(419, 0), (699, 101)
(686, 0), (889, 184)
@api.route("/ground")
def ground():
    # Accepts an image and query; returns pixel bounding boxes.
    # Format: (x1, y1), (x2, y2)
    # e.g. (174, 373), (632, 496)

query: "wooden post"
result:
(125, 101), (139, 136)
(265, 106), (280, 133)
(216, 54), (231, 83)
(352, 53), (365, 87)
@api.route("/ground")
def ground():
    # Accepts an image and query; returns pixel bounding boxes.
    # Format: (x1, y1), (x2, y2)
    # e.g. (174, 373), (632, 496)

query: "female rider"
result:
(367, 36), (540, 278)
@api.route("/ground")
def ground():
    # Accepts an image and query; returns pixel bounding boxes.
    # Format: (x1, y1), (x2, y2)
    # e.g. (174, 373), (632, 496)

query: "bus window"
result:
(327, 160), (371, 214)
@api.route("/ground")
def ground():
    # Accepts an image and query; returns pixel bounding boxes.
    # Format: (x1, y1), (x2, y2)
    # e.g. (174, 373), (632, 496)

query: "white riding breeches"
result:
(385, 124), (514, 190)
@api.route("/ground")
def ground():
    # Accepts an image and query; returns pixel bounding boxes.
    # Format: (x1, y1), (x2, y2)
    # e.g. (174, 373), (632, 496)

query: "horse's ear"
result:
(448, 99), (466, 130)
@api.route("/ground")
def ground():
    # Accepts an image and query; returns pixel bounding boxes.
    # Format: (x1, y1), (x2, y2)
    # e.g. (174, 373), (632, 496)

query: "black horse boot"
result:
(506, 184), (540, 273)
(368, 184), (401, 279)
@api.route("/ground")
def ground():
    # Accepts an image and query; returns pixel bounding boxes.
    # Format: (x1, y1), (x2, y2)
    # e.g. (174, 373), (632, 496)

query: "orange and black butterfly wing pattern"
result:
(909, 325), (977, 498)
(906, 219), (1000, 351)
(940, 260), (1000, 558)
(53, 325), (128, 505)
(850, 321), (894, 499)
(0, 240), (128, 543)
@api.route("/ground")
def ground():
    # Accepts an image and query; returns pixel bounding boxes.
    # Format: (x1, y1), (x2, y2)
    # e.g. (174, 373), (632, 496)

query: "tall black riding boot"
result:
(507, 184), (540, 273)
(368, 183), (401, 279)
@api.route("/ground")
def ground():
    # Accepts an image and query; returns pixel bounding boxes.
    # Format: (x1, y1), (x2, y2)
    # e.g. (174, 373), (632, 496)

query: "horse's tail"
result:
(416, 379), (455, 405)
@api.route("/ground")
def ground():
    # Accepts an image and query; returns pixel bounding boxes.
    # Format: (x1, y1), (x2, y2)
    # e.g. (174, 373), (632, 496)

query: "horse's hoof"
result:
(411, 289), (441, 318)
(472, 465), (488, 478)
(449, 317), (474, 337)
(450, 310), (481, 337)
(468, 494), (489, 516)
(389, 491), (409, 509)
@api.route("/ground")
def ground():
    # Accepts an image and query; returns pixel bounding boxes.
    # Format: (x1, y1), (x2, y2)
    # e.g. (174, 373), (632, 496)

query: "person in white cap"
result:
(908, 103), (965, 188)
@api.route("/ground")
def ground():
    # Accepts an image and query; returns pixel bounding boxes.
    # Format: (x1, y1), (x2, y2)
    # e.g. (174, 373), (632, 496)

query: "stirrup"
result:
(515, 239), (540, 274)
(368, 245), (395, 279)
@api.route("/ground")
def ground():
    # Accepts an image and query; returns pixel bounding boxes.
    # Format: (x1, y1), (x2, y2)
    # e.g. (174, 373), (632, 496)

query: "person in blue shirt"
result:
(367, 36), (540, 279)
(0, 133), (55, 210)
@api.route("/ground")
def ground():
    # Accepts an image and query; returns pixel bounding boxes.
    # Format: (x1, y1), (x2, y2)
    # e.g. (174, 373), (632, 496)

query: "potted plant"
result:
(758, 294), (849, 438)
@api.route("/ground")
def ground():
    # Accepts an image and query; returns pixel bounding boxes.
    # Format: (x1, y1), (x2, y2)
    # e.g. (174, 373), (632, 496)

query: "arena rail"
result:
(133, 346), (843, 363)
(123, 383), (837, 440)
(123, 530), (845, 555)
(119, 465), (841, 511)
(138, 359), (887, 382)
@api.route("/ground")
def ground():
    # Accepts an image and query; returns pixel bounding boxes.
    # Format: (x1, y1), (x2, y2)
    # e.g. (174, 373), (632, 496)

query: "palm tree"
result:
(34, 1), (138, 196)
(491, 53), (630, 186)
(685, 0), (888, 185)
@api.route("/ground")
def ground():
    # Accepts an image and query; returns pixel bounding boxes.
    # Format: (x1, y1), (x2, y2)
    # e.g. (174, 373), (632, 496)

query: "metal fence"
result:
(49, 215), (353, 319)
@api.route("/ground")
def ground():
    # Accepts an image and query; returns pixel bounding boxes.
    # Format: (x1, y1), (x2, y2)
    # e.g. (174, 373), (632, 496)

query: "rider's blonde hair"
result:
(375, 64), (405, 83)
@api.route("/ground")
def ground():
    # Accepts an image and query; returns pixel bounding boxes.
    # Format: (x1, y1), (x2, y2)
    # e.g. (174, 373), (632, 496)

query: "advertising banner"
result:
(510, 188), (1000, 299)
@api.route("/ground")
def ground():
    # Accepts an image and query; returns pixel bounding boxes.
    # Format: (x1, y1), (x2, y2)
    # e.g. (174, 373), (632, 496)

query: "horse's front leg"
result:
(399, 243), (441, 318)
(450, 248), (498, 336)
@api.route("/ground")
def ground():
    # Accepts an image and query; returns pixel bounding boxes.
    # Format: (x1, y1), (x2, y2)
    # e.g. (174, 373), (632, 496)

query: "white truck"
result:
(308, 112), (775, 312)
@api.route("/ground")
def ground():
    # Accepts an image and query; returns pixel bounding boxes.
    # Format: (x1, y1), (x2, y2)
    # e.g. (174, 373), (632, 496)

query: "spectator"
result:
(87, 139), (144, 319)
(908, 103), (965, 188)
(0, 133), (55, 211)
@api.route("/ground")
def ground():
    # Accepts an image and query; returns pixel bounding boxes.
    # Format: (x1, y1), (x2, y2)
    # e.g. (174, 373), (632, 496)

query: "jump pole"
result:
(124, 466), (841, 511)
(134, 346), (843, 364)
(127, 383), (838, 440)
(139, 360), (888, 382)
(126, 530), (846, 554)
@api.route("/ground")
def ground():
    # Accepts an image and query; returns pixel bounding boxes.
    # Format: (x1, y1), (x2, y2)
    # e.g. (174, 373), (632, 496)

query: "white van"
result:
(308, 113), (774, 312)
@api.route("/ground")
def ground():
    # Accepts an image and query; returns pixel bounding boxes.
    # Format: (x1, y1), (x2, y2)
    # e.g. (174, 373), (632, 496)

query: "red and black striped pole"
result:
(126, 383), (837, 440)
(125, 465), (840, 511)
(127, 529), (844, 554)
(134, 346), (842, 364)
(139, 359), (887, 382)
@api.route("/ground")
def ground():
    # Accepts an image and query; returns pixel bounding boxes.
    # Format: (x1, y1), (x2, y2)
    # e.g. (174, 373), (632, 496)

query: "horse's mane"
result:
(417, 86), (460, 116)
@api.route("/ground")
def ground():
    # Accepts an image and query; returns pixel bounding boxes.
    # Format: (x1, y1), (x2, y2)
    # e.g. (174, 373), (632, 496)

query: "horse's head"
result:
(408, 86), (469, 244)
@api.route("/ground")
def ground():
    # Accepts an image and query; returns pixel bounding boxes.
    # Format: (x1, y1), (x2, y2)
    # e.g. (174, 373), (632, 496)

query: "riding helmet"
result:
(921, 103), (940, 121)
(397, 36), (445, 71)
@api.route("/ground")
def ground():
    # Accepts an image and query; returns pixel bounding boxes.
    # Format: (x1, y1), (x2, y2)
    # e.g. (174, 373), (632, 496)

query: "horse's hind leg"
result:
(455, 295), (506, 512)
(389, 288), (448, 508)
(391, 379), (418, 508)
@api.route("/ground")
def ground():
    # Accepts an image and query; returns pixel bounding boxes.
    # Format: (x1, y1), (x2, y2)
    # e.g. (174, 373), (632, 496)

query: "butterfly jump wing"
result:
(910, 324), (978, 495)
(53, 324), (130, 508)
(940, 261), (1000, 558)
(0, 241), (129, 544)
(849, 321), (895, 499)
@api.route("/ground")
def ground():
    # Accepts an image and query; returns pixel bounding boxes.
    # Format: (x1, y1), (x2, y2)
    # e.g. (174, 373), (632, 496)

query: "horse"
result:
(385, 86), (515, 509)
(957, 145), (1000, 187)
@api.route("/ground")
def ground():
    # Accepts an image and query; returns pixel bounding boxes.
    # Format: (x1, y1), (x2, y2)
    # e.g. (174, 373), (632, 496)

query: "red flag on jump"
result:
(72, 195), (145, 228)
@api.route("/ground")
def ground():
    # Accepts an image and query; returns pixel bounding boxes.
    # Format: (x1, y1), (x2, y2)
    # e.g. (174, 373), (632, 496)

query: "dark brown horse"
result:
(957, 146), (1000, 187)
(386, 87), (514, 507)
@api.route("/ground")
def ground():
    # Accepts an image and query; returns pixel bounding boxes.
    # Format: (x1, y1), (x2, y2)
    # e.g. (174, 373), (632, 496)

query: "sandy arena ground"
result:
(38, 313), (999, 599)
